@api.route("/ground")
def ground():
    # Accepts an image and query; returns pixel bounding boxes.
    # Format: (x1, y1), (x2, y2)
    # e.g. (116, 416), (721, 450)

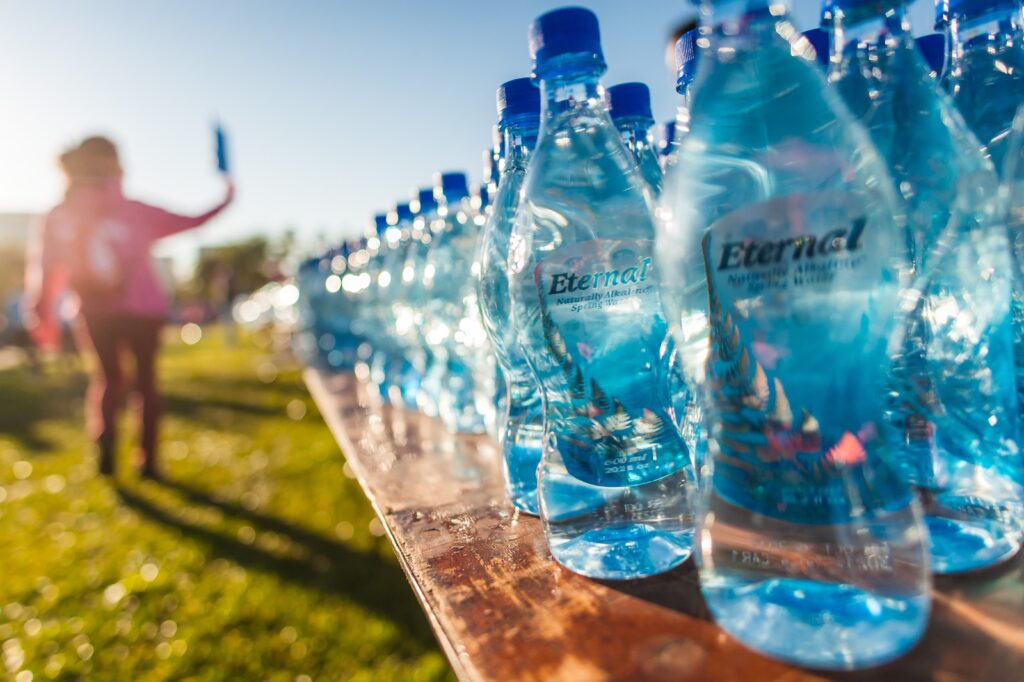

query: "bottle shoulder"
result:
(834, 54), (997, 186)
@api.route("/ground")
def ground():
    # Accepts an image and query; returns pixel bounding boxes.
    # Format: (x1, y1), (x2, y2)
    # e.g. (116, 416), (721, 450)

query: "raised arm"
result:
(146, 181), (234, 239)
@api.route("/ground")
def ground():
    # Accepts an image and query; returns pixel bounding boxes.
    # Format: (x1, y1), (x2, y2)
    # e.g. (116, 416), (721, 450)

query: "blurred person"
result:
(24, 136), (234, 477)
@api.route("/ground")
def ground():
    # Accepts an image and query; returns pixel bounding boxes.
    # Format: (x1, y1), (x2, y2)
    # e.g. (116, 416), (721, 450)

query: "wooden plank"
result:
(304, 367), (1024, 682)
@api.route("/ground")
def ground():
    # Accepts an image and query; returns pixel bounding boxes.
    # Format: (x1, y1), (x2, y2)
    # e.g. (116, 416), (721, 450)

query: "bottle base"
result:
(701, 576), (929, 670)
(919, 469), (1024, 573)
(547, 524), (694, 580)
(539, 464), (695, 580)
(925, 511), (1023, 574)
(508, 489), (540, 516)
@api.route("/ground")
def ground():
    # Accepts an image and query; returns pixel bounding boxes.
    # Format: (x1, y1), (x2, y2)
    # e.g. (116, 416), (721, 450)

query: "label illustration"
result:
(537, 238), (689, 487)
(701, 191), (907, 522)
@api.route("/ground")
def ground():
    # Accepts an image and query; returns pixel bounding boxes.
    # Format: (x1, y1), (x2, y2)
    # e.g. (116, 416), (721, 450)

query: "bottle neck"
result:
(831, 5), (912, 74)
(539, 73), (604, 121)
(701, 0), (781, 37)
(613, 118), (656, 156)
(949, 4), (1024, 69)
(502, 118), (539, 173)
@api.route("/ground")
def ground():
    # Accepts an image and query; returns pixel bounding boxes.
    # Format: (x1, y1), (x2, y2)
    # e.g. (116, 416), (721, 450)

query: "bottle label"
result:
(701, 191), (908, 522)
(537, 238), (690, 487)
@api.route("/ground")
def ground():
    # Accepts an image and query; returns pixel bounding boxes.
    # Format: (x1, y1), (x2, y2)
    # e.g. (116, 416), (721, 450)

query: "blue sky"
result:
(0, 1), (937, 264)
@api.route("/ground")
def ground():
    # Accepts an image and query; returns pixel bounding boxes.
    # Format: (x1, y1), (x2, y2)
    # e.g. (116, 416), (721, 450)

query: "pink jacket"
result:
(26, 183), (231, 324)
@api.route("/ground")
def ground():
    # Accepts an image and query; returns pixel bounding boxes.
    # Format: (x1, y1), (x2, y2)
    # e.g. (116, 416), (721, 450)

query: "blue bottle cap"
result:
(915, 33), (946, 73)
(478, 185), (491, 209)
(497, 77), (542, 124)
(659, 121), (676, 156)
(529, 7), (606, 77)
(606, 82), (654, 124)
(373, 214), (389, 235)
(434, 172), (469, 203)
(674, 29), (699, 94)
(395, 202), (414, 223)
(821, 0), (836, 26)
(416, 188), (438, 214)
(802, 28), (830, 68)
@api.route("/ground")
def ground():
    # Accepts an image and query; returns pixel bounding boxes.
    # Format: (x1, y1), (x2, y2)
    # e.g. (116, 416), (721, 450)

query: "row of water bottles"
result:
(294, 0), (1024, 670)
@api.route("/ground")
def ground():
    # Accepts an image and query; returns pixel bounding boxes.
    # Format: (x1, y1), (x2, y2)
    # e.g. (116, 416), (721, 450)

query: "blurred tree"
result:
(188, 237), (271, 304)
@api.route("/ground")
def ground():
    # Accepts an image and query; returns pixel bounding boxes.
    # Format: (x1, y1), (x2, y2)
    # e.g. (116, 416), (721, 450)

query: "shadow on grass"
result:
(161, 393), (283, 421)
(115, 482), (439, 651)
(0, 362), (88, 453)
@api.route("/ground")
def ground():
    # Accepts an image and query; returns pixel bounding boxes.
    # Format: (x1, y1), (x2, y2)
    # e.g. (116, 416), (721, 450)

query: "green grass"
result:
(0, 326), (453, 681)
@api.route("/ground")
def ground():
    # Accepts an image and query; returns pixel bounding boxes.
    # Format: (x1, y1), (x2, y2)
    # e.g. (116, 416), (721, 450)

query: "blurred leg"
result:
(79, 315), (124, 474)
(127, 318), (162, 476)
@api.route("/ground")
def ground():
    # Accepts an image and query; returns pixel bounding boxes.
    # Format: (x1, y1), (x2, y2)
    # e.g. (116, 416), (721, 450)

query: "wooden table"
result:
(304, 368), (1024, 682)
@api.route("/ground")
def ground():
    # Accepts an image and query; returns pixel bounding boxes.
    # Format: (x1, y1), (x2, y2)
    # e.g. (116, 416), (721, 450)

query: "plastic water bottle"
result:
(831, 0), (1023, 573)
(916, 33), (946, 77)
(366, 213), (394, 400)
(657, 121), (676, 170)
(606, 78), (701, 470)
(423, 172), (493, 433)
(380, 202), (422, 406)
(672, 28), (700, 150)
(397, 189), (443, 416)
(509, 7), (697, 579)
(478, 78), (545, 514)
(484, 129), (502, 199)
(947, 0), (1024, 174)
(412, 188), (446, 417)
(656, 0), (930, 668)
(1002, 107), (1024, 423)
(320, 243), (364, 369)
(606, 83), (663, 194)
(343, 236), (376, 372)
(295, 254), (332, 364)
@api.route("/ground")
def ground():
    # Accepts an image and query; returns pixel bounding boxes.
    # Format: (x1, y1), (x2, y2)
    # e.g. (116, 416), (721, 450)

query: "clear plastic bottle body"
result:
(615, 118), (664, 196)
(509, 62), (696, 580)
(321, 248), (364, 369)
(1003, 108), (1024, 482)
(344, 240), (377, 371)
(478, 118), (545, 514)
(614, 113), (703, 473)
(364, 231), (395, 401)
(295, 256), (343, 365)
(831, 5), (1023, 573)
(948, 3), (1024, 174)
(405, 219), (444, 416)
(423, 197), (492, 433)
(656, 1), (930, 668)
(380, 217), (422, 406)
(389, 225), (424, 405)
